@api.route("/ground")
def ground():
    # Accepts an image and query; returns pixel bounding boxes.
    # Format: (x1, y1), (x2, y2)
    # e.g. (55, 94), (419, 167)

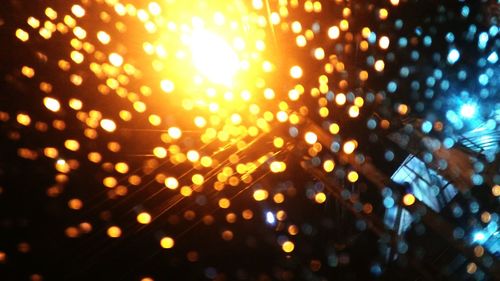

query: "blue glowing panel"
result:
(471, 222), (500, 256)
(459, 118), (500, 156)
(391, 155), (458, 212)
(485, 232), (500, 257)
(384, 206), (412, 234)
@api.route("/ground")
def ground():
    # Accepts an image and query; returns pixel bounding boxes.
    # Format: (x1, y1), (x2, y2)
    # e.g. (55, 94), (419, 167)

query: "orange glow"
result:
(160, 236), (175, 249)
(403, 194), (416, 206)
(137, 212), (152, 224)
(253, 189), (269, 201)
(282, 241), (295, 253)
(107, 226), (122, 238)
(347, 171), (359, 182)
(3, 0), (385, 257)
(315, 192), (327, 203)
(219, 198), (230, 209)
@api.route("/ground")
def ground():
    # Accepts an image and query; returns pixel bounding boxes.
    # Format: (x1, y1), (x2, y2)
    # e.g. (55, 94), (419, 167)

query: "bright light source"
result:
(137, 212), (152, 224)
(253, 189), (269, 201)
(460, 104), (476, 119)
(265, 211), (275, 225)
(108, 53), (124, 67)
(304, 132), (318, 144)
(403, 193), (416, 206)
(290, 65), (303, 79)
(343, 140), (357, 154)
(282, 241), (295, 253)
(447, 48), (460, 64)
(189, 30), (239, 85)
(43, 97), (61, 112)
(472, 231), (486, 244)
(100, 119), (117, 132)
(378, 36), (390, 49)
(160, 236), (175, 249)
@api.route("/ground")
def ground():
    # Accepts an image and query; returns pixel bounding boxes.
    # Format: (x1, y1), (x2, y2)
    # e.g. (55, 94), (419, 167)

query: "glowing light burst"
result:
(460, 103), (477, 119)
(5, 0), (373, 258)
(188, 29), (240, 86)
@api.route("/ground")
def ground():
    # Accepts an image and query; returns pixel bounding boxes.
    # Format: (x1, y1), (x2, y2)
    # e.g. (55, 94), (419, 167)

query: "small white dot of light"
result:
(265, 211), (276, 225)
